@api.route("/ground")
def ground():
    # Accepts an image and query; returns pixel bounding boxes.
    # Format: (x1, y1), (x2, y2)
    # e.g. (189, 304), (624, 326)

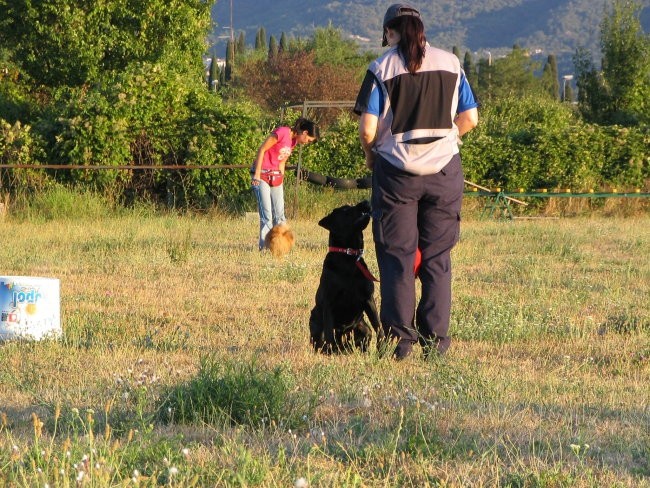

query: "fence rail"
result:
(0, 164), (249, 170)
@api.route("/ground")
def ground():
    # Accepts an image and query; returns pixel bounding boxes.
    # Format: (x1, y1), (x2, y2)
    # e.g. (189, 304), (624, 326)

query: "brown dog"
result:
(265, 223), (295, 258)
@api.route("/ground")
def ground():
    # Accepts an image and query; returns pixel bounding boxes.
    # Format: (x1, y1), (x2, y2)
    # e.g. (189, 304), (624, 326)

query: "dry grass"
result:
(0, 209), (648, 487)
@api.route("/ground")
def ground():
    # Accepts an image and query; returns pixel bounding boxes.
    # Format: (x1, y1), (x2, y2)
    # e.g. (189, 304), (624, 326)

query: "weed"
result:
(166, 227), (193, 264)
(159, 357), (318, 430)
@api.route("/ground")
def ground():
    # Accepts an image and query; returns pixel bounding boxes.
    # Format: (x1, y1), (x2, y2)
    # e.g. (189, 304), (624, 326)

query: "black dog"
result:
(309, 200), (383, 353)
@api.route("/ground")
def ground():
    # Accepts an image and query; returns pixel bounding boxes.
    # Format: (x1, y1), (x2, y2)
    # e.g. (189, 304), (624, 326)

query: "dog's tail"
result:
(265, 223), (295, 258)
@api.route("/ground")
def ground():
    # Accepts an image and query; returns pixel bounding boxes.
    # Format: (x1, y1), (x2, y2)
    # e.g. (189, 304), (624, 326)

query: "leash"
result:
(327, 247), (379, 282)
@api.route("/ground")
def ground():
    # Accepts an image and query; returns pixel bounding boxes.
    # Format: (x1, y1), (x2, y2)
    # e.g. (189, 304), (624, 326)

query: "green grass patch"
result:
(160, 357), (318, 430)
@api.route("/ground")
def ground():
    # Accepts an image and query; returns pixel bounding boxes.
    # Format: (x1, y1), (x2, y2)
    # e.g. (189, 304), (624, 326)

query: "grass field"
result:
(0, 198), (648, 487)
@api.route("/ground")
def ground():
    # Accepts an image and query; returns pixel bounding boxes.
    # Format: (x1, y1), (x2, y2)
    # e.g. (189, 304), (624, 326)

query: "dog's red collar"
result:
(327, 247), (379, 282)
(328, 246), (363, 256)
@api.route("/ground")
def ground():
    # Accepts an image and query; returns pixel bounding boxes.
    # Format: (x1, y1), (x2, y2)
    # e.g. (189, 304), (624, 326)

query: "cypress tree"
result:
(542, 61), (553, 98)
(463, 51), (477, 87)
(280, 32), (288, 52)
(237, 32), (246, 56)
(208, 54), (219, 91)
(225, 39), (234, 81)
(259, 27), (267, 50)
(452, 45), (461, 60)
(547, 54), (560, 100)
(255, 29), (262, 50)
(219, 63), (226, 86)
(268, 35), (278, 60)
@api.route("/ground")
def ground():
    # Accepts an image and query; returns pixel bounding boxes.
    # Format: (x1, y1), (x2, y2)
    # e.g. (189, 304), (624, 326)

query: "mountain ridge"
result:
(210, 0), (650, 75)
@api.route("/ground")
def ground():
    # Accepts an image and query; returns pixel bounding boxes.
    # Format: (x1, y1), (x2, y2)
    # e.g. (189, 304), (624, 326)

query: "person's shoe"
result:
(393, 341), (414, 361)
(422, 336), (451, 360)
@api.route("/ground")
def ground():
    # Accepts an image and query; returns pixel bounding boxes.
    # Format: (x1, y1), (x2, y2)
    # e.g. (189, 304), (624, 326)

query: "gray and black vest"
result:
(356, 43), (462, 175)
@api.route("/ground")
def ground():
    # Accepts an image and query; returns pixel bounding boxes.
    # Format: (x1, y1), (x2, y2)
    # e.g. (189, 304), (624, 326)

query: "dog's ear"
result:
(318, 213), (334, 230)
(357, 200), (372, 213)
(319, 205), (346, 230)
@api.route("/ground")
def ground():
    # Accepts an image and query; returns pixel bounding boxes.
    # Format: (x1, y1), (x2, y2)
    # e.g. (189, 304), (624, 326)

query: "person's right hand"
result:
(365, 154), (375, 170)
(251, 177), (261, 187)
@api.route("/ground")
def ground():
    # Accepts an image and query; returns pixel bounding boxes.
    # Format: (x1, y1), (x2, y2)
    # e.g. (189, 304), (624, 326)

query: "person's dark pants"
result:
(371, 154), (463, 357)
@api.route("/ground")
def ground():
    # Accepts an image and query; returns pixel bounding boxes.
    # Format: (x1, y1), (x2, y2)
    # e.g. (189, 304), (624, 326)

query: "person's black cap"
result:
(382, 3), (421, 46)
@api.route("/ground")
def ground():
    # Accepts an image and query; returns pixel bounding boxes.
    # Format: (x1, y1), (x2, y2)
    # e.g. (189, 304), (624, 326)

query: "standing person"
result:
(354, 3), (479, 359)
(251, 117), (319, 250)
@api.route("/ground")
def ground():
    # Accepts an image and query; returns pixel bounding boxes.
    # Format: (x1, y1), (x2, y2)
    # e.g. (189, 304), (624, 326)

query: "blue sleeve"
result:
(457, 72), (479, 113)
(366, 83), (382, 116)
(354, 70), (382, 116)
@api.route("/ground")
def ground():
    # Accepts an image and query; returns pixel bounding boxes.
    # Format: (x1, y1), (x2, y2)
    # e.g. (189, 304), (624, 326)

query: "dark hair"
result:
(386, 15), (426, 74)
(292, 117), (320, 141)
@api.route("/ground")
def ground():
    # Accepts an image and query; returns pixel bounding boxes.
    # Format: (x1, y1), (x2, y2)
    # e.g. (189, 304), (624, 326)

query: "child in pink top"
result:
(251, 118), (319, 250)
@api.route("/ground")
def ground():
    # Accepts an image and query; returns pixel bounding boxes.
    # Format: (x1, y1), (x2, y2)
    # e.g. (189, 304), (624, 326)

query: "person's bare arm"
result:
(359, 113), (379, 170)
(455, 108), (478, 137)
(252, 134), (278, 184)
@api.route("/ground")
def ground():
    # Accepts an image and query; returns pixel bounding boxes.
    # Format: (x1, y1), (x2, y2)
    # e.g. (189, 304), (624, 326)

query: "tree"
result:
(476, 57), (493, 101)
(255, 27), (267, 51)
(237, 50), (362, 113)
(542, 54), (560, 100)
(574, 47), (606, 120)
(452, 45), (461, 60)
(268, 35), (278, 60)
(280, 32), (289, 52)
(574, 0), (650, 125)
(237, 32), (246, 56)
(208, 55), (220, 91)
(255, 29), (262, 50)
(599, 0), (650, 124)
(476, 46), (542, 101)
(225, 39), (235, 82)
(308, 25), (369, 69)
(0, 0), (210, 88)
(260, 28), (267, 50)
(463, 51), (477, 88)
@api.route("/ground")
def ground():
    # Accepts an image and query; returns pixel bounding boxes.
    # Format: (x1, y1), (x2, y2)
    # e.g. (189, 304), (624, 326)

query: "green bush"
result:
(462, 95), (649, 191)
(0, 119), (51, 191)
(175, 92), (264, 207)
(301, 112), (368, 179)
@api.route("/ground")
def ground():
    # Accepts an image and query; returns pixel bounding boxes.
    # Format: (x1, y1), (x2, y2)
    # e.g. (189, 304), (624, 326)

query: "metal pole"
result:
(230, 0), (234, 42)
(292, 101), (308, 219)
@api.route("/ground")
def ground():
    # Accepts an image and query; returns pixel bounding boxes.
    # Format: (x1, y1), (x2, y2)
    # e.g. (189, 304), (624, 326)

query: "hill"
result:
(210, 0), (650, 76)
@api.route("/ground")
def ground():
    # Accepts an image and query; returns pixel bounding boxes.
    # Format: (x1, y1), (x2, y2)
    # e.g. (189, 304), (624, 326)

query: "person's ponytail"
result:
(389, 16), (426, 74)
